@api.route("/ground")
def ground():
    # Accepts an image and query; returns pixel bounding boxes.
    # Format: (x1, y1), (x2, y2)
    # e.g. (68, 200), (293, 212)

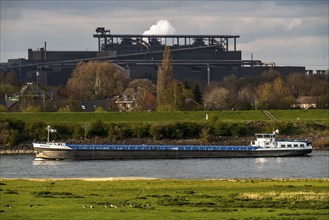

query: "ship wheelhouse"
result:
(251, 132), (312, 149)
(252, 133), (277, 148)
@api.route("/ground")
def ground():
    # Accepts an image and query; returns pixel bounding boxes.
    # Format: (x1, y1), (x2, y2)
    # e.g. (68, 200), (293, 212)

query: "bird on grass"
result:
(90, 205), (94, 209)
(104, 204), (108, 208)
(82, 204), (86, 208)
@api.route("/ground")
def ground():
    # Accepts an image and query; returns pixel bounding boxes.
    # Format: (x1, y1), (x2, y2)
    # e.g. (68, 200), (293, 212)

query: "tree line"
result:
(0, 46), (328, 112)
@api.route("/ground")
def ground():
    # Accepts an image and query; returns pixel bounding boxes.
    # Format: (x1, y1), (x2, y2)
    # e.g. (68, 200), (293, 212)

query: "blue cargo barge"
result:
(33, 127), (312, 160)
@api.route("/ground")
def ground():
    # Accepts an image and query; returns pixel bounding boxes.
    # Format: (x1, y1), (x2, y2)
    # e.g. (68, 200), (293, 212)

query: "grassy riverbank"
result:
(0, 109), (328, 123)
(1, 109), (328, 150)
(1, 178), (328, 220)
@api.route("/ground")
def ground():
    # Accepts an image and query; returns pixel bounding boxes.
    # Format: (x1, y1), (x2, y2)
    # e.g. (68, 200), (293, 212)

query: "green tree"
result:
(256, 77), (294, 109)
(191, 84), (203, 104)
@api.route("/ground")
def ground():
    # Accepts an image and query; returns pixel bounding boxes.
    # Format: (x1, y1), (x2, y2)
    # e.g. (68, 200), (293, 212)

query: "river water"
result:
(1, 151), (328, 179)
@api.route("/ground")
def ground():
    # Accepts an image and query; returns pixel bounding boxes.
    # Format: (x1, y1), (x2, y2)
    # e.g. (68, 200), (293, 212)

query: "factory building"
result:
(0, 27), (306, 86)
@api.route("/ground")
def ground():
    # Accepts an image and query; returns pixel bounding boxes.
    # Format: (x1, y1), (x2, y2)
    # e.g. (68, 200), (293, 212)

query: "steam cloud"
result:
(143, 19), (176, 35)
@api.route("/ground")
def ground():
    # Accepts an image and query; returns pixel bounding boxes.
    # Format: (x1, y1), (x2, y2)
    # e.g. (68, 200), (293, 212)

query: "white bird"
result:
(82, 204), (86, 208)
(110, 204), (114, 208)
(114, 205), (118, 209)
(129, 203), (133, 207)
(104, 204), (108, 208)
(90, 205), (94, 209)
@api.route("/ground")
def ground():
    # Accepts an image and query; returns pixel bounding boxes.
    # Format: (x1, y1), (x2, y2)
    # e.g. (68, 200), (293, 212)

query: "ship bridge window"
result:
(287, 144), (292, 148)
(281, 144), (286, 148)
(300, 144), (305, 147)
(294, 144), (298, 148)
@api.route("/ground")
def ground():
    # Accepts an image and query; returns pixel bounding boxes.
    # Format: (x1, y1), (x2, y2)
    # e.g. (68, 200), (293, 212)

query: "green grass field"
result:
(0, 109), (327, 124)
(1, 178), (328, 220)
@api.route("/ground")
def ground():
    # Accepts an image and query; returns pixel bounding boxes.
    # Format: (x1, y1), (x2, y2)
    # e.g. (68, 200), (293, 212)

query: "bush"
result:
(108, 123), (133, 140)
(8, 129), (21, 146)
(212, 122), (232, 136)
(57, 107), (70, 112)
(266, 122), (301, 135)
(24, 120), (47, 141)
(0, 105), (8, 112)
(72, 124), (85, 139)
(150, 122), (202, 140)
(52, 124), (74, 140)
(182, 122), (202, 138)
(131, 123), (150, 138)
(95, 106), (106, 112)
(200, 126), (212, 143)
(4, 119), (25, 131)
(87, 120), (108, 138)
(23, 105), (41, 112)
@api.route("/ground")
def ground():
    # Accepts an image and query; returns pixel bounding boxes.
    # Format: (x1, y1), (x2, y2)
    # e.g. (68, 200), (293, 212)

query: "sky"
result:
(0, 0), (328, 70)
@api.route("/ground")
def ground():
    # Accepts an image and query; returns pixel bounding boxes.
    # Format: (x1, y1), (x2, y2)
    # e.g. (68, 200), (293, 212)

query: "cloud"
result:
(0, 0), (328, 70)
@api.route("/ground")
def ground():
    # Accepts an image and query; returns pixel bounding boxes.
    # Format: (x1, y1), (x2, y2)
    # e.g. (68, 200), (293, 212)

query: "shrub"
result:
(0, 105), (8, 112)
(131, 123), (150, 138)
(23, 105), (41, 112)
(200, 126), (212, 143)
(52, 124), (74, 140)
(57, 107), (70, 112)
(108, 123), (133, 140)
(266, 122), (301, 135)
(72, 124), (85, 139)
(5, 119), (25, 131)
(181, 122), (202, 138)
(212, 122), (232, 136)
(149, 123), (165, 140)
(150, 122), (202, 140)
(8, 129), (21, 146)
(230, 123), (248, 137)
(24, 120), (47, 141)
(95, 106), (106, 112)
(87, 120), (108, 138)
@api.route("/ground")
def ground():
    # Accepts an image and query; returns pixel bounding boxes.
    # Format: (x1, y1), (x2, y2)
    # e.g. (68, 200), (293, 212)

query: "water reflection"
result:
(33, 159), (67, 166)
(255, 158), (267, 164)
(276, 157), (282, 163)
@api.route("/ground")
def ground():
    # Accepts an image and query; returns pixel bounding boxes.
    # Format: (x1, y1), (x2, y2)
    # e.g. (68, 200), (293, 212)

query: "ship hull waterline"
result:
(34, 148), (312, 160)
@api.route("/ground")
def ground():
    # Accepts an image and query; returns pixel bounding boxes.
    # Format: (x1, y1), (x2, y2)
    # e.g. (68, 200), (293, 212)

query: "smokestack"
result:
(44, 41), (47, 60)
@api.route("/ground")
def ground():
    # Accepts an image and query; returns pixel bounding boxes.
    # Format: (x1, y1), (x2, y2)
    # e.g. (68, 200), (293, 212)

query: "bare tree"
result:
(128, 79), (156, 93)
(286, 73), (309, 98)
(236, 86), (256, 110)
(66, 61), (125, 100)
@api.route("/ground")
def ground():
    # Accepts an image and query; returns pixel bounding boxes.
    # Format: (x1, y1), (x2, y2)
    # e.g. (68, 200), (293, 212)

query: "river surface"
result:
(0, 151), (328, 179)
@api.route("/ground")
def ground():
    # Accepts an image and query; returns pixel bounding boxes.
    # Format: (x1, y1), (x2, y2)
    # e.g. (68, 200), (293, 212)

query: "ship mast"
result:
(46, 125), (57, 143)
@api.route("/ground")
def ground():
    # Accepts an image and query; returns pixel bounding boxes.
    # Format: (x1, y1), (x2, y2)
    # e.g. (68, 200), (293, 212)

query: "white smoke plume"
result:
(143, 19), (176, 35)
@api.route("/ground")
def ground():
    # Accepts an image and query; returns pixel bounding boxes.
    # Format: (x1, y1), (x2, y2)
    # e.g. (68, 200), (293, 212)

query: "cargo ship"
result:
(32, 126), (312, 160)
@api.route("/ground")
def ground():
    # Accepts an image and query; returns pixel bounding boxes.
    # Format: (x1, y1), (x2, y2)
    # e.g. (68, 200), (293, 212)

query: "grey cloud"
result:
(0, 0), (327, 69)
